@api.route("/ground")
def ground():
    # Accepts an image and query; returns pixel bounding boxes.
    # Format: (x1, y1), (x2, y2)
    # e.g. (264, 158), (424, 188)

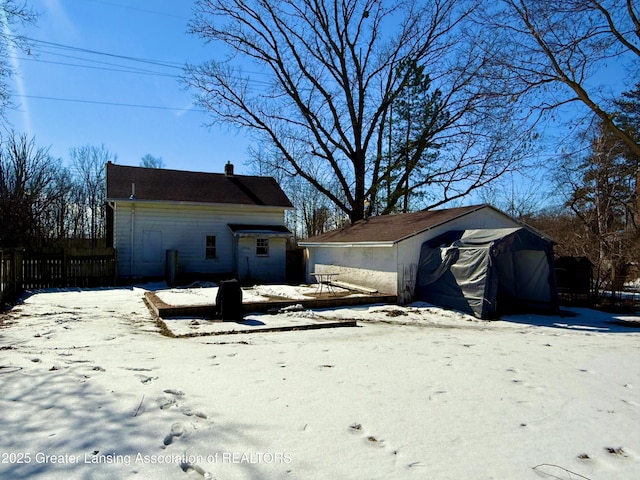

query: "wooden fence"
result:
(1, 250), (19, 305)
(0, 248), (117, 304)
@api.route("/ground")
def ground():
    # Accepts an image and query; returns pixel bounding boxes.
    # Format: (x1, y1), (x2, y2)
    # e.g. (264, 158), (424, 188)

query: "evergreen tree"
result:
(380, 59), (449, 213)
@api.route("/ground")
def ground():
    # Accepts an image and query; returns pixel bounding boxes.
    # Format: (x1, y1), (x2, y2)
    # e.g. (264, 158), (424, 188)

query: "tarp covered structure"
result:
(415, 228), (558, 319)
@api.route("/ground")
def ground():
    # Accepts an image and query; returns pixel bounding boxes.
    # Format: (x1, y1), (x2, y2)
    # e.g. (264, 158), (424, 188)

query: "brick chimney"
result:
(224, 161), (234, 177)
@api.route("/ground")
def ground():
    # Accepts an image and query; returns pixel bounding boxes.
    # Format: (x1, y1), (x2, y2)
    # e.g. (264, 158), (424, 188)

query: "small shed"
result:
(299, 204), (557, 314)
(555, 256), (593, 302)
(415, 228), (558, 318)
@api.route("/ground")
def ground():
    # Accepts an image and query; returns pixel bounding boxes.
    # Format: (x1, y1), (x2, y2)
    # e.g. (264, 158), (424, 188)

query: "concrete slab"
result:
(144, 291), (397, 319)
(160, 316), (358, 338)
(143, 290), (396, 337)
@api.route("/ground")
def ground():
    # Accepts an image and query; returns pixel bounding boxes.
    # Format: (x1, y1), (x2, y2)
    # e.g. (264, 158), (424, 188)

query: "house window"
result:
(256, 238), (269, 256)
(205, 235), (217, 259)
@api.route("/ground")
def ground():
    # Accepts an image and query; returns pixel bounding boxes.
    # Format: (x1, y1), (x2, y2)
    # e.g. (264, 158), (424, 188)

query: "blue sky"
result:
(5, 0), (249, 174)
(5, 1), (634, 211)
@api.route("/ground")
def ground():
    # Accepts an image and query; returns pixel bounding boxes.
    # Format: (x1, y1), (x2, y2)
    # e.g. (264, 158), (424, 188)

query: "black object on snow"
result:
(215, 279), (243, 321)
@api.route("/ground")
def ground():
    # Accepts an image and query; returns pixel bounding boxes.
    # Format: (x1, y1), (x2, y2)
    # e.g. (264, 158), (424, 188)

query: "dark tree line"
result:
(525, 82), (640, 296)
(0, 133), (117, 249)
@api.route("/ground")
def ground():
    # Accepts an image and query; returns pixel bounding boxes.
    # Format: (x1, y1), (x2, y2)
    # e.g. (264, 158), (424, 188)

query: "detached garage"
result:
(299, 204), (558, 318)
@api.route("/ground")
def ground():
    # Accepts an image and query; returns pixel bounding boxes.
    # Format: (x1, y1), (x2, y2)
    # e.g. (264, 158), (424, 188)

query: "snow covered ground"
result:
(1, 284), (639, 480)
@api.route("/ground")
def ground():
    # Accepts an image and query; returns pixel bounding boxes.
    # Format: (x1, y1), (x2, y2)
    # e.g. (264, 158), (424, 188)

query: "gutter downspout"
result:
(130, 204), (135, 279)
(107, 201), (116, 246)
(129, 183), (136, 279)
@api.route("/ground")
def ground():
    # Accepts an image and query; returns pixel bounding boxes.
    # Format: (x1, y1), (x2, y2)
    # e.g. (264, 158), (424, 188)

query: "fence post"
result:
(0, 250), (4, 304)
(112, 249), (118, 285)
(62, 249), (68, 287)
(15, 249), (23, 296)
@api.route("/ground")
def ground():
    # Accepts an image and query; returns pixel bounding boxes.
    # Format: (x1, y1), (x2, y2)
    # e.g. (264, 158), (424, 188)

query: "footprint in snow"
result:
(181, 406), (208, 419)
(164, 388), (185, 396)
(156, 396), (178, 410)
(349, 423), (397, 454)
(606, 447), (628, 457)
(34, 330), (54, 338)
(180, 461), (212, 478)
(429, 390), (448, 400)
(157, 389), (185, 410)
(163, 422), (185, 446)
(138, 375), (157, 384)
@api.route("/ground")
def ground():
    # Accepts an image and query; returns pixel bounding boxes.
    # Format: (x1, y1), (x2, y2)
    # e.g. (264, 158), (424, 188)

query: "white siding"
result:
(237, 237), (287, 283)
(113, 201), (286, 279)
(307, 245), (398, 294)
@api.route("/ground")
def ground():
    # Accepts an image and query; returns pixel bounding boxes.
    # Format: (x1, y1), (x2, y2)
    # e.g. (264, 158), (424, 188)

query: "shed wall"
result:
(308, 245), (398, 294)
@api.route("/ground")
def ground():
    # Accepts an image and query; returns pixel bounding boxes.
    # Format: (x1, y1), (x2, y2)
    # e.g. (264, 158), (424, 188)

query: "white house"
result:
(105, 162), (293, 283)
(299, 204), (554, 305)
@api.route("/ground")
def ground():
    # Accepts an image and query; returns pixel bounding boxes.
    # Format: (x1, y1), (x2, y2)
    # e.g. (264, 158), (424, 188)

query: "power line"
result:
(30, 47), (182, 73)
(11, 36), (280, 114)
(17, 56), (181, 78)
(13, 94), (209, 113)
(23, 37), (275, 88)
(27, 37), (185, 70)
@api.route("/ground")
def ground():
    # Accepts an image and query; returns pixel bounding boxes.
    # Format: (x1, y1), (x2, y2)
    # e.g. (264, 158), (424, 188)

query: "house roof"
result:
(105, 162), (293, 208)
(299, 205), (496, 245)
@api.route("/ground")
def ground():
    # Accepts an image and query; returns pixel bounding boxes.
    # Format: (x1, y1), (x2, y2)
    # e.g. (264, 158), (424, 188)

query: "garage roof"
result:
(299, 205), (492, 245)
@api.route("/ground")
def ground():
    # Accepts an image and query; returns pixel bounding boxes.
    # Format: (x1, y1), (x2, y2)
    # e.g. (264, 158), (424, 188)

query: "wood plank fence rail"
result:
(1, 249), (117, 304)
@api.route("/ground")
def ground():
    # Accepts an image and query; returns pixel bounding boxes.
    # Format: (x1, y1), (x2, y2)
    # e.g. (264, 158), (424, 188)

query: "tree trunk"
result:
(352, 152), (367, 223)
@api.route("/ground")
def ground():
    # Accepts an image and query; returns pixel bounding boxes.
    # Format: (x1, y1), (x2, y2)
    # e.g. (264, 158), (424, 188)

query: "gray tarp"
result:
(415, 228), (558, 319)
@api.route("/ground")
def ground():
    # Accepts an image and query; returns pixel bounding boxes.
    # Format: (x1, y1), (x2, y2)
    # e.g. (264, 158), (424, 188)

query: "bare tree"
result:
(38, 165), (75, 242)
(0, 1), (37, 121)
(246, 145), (346, 238)
(477, 172), (545, 220)
(552, 118), (639, 296)
(140, 154), (165, 168)
(69, 145), (117, 242)
(484, 0), (640, 157)
(287, 175), (347, 238)
(186, 0), (531, 223)
(0, 132), (64, 247)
